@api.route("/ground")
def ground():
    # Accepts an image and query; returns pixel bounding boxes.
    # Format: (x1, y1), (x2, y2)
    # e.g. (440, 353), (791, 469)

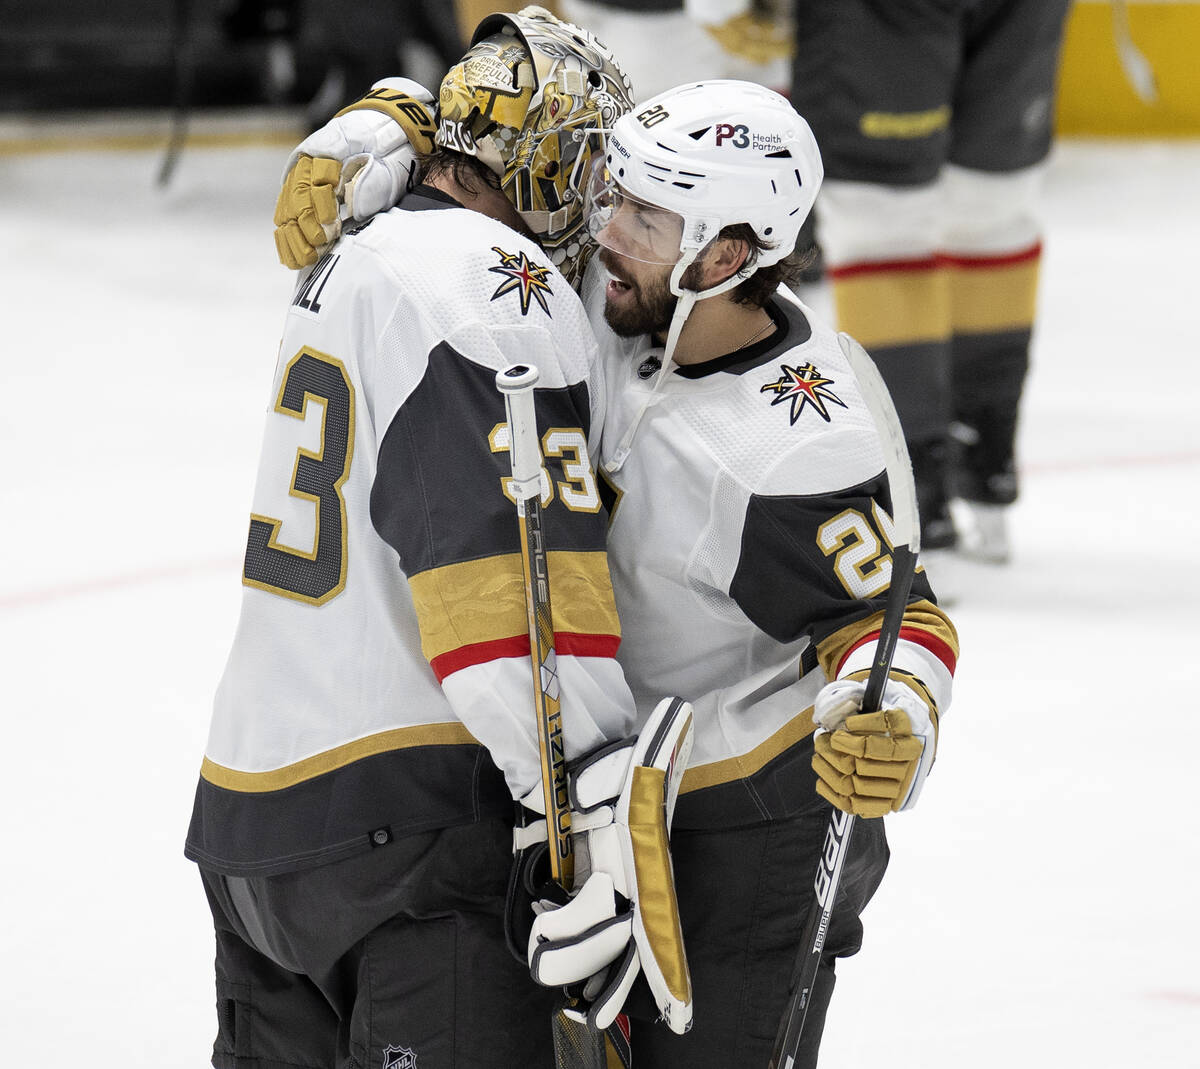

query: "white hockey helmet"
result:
(589, 80), (823, 291)
(437, 5), (634, 283)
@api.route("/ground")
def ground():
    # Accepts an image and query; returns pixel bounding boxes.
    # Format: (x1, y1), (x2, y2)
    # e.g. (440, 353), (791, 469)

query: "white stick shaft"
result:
(497, 363), (544, 500)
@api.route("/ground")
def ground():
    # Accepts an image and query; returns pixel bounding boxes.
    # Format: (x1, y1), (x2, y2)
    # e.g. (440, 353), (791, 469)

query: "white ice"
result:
(1, 133), (1197, 1067)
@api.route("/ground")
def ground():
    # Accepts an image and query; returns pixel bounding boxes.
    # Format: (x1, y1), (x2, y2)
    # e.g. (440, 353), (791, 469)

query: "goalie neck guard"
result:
(436, 5), (634, 285)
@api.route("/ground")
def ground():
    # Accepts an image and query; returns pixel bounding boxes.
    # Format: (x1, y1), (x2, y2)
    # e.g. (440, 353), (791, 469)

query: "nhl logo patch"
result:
(637, 354), (661, 379)
(382, 1044), (418, 1069)
(760, 361), (847, 425)
(489, 246), (554, 317)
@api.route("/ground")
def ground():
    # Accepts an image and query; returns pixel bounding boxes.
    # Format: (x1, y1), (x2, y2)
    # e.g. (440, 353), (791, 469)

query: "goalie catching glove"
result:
(812, 671), (939, 818)
(508, 697), (695, 1035)
(273, 78), (435, 269)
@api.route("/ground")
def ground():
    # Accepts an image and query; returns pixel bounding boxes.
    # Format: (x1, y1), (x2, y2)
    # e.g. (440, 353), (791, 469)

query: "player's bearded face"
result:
(599, 247), (703, 338)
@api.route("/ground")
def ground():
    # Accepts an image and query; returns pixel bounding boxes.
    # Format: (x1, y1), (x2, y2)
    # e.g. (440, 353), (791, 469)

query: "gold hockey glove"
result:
(812, 673), (938, 818)
(274, 155), (341, 269)
(272, 77), (435, 268)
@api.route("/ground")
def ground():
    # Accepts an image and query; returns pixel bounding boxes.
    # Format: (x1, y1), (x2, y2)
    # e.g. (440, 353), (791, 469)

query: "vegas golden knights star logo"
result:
(760, 362), (847, 424)
(382, 1044), (417, 1069)
(489, 246), (554, 316)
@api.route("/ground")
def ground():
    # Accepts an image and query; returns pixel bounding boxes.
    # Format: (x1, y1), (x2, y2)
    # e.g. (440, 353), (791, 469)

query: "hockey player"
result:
(578, 80), (958, 1068)
(272, 75), (959, 1069)
(186, 10), (694, 1069)
(790, 0), (1072, 560)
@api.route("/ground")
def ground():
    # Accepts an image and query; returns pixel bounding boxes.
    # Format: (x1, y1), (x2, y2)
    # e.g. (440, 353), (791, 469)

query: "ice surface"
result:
(1, 134), (1197, 1066)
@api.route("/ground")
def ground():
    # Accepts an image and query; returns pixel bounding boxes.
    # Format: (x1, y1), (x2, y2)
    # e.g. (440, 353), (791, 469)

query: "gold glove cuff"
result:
(336, 88), (437, 155)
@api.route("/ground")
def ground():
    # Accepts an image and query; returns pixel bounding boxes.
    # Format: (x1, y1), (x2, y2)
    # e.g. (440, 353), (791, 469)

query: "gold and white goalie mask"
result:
(437, 5), (635, 285)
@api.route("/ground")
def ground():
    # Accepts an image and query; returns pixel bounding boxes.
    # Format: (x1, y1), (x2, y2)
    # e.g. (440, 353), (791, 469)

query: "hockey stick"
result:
(769, 334), (921, 1069)
(497, 363), (574, 889)
(496, 365), (619, 1069)
(1111, 0), (1159, 104)
(157, 0), (193, 188)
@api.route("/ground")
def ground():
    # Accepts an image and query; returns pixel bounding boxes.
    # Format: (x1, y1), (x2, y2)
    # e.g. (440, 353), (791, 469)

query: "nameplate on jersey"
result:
(291, 253), (339, 318)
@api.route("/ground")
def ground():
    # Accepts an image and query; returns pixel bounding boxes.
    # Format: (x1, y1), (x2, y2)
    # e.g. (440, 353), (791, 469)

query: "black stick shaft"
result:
(769, 336), (921, 1069)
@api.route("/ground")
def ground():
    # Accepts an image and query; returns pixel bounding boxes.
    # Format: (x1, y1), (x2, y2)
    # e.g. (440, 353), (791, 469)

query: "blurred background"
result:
(2, 1), (1198, 136)
(0, 0), (472, 116)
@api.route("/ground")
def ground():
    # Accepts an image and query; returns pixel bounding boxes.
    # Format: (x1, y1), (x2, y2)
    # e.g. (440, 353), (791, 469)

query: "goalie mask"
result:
(437, 5), (634, 284)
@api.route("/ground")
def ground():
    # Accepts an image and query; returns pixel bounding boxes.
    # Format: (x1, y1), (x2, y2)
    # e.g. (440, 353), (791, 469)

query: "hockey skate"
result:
(951, 499), (1011, 564)
(948, 420), (1018, 566)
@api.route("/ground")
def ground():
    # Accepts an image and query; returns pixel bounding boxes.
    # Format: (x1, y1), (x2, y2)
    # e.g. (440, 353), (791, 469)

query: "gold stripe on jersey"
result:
(829, 262), (951, 349)
(680, 706), (817, 795)
(409, 550), (622, 664)
(815, 598), (960, 680)
(201, 722), (479, 793)
(948, 252), (1041, 335)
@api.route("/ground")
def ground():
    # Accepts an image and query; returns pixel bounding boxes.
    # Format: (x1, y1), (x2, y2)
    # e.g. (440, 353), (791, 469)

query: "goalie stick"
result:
(497, 363), (574, 891)
(496, 365), (628, 1069)
(769, 334), (922, 1069)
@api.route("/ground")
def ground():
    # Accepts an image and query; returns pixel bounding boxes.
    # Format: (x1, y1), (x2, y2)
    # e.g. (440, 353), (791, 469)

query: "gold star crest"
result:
(489, 246), (553, 316)
(760, 362), (848, 424)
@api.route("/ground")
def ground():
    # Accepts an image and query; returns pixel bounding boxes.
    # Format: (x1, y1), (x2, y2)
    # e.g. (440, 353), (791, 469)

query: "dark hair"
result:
(415, 146), (502, 195)
(715, 223), (817, 307)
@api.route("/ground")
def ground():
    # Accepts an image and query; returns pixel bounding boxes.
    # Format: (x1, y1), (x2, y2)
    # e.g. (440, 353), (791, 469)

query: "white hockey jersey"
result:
(582, 265), (959, 828)
(187, 188), (637, 876)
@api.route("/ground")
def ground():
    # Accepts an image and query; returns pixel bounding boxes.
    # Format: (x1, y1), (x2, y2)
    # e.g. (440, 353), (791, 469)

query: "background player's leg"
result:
(791, 0), (963, 549)
(941, 0), (1071, 562)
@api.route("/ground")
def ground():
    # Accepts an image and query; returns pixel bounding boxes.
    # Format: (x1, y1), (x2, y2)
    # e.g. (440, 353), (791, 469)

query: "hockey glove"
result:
(812, 672), (938, 818)
(273, 77), (435, 268)
(513, 697), (695, 1035)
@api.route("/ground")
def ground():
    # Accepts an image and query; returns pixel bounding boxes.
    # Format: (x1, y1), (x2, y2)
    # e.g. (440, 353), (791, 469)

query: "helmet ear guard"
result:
(436, 5), (635, 283)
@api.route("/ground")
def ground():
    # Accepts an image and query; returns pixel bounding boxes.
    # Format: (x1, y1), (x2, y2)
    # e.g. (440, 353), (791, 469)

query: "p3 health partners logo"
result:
(488, 246), (554, 316)
(382, 1043), (417, 1069)
(714, 124), (787, 153)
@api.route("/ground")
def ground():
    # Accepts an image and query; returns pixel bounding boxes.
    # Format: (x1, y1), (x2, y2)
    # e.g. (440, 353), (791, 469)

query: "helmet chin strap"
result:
(660, 251), (749, 377)
(603, 251), (751, 474)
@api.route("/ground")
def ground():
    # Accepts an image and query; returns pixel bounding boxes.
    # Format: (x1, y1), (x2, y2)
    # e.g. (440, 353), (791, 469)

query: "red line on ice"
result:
(0, 556), (240, 609)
